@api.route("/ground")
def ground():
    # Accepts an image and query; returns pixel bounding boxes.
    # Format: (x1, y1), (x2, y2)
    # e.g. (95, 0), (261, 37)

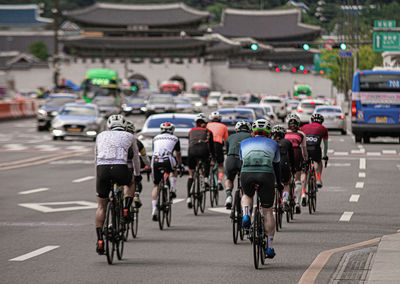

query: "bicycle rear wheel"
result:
(252, 206), (260, 269)
(232, 190), (239, 244)
(259, 218), (266, 266)
(209, 169), (216, 207)
(193, 173), (199, 216)
(158, 183), (165, 230)
(166, 186), (172, 227)
(199, 176), (206, 213)
(104, 201), (115, 265)
(278, 191), (283, 229)
(116, 198), (124, 260)
(312, 174), (317, 212)
(130, 206), (138, 238)
(274, 190), (280, 232)
(308, 175), (313, 215)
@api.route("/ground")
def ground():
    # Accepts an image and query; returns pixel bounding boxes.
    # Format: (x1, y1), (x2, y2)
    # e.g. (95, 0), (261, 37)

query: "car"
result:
(137, 113), (196, 162)
(218, 108), (256, 135)
(174, 97), (193, 113)
(51, 103), (105, 141)
(92, 96), (121, 118)
(207, 91), (221, 107)
(122, 96), (147, 115)
(185, 93), (203, 112)
(260, 104), (278, 122)
(314, 105), (347, 135)
(219, 94), (239, 108)
(261, 96), (287, 121)
(143, 94), (176, 117)
(37, 93), (77, 131)
(240, 93), (261, 105)
(294, 99), (326, 125)
(236, 104), (269, 120)
(286, 99), (300, 113)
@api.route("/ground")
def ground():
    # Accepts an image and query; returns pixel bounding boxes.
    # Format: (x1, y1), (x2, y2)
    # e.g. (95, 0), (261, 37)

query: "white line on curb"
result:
(18, 188), (49, 195)
(367, 152), (381, 156)
(334, 152), (349, 156)
(349, 194), (360, 202)
(359, 158), (366, 170)
(9, 246), (59, 261)
(351, 149), (365, 154)
(358, 172), (366, 178)
(339, 212), (353, 222)
(355, 182), (364, 189)
(382, 150), (397, 154)
(72, 176), (94, 183)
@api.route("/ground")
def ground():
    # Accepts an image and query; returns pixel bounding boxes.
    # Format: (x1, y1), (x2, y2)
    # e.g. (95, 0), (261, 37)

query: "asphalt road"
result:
(0, 115), (399, 284)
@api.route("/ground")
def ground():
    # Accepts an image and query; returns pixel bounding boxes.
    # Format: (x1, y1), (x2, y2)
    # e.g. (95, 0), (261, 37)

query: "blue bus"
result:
(351, 68), (400, 143)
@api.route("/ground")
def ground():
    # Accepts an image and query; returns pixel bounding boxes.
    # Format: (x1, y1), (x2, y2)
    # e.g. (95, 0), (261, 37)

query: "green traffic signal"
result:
(299, 65), (305, 71)
(250, 43), (259, 51)
(340, 43), (347, 50)
(302, 43), (310, 51)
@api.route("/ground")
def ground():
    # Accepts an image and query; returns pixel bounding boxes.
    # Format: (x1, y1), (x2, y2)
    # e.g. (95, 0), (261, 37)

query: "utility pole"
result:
(52, 0), (60, 87)
(355, 0), (360, 71)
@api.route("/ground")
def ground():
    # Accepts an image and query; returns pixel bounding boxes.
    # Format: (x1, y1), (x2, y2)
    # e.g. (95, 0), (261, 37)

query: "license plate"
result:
(67, 128), (81, 132)
(376, 116), (387, 123)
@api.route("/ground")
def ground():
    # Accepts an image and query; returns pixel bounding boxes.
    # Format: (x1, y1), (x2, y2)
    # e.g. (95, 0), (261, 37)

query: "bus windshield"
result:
(360, 74), (400, 92)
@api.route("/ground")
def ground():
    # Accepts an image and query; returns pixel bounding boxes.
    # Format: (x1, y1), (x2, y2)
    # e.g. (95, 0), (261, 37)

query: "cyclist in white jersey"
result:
(94, 115), (141, 255)
(151, 122), (184, 221)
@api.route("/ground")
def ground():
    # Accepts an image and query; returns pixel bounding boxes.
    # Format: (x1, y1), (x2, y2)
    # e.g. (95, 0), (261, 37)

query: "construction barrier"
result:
(0, 99), (37, 120)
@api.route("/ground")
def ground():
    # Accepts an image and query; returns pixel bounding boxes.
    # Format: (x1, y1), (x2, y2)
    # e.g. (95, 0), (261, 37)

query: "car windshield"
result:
(223, 97), (238, 101)
(60, 106), (97, 117)
(220, 110), (253, 120)
(239, 107), (264, 116)
(174, 98), (190, 104)
(263, 99), (281, 103)
(316, 108), (342, 113)
(128, 97), (146, 104)
(302, 102), (324, 110)
(147, 117), (195, 128)
(262, 106), (273, 113)
(188, 96), (201, 102)
(149, 96), (173, 104)
(93, 97), (118, 106)
(46, 97), (75, 106)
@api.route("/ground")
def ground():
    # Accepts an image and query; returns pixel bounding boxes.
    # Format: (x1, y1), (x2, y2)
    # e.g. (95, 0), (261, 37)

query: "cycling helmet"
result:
(311, 113), (324, 124)
(235, 120), (252, 132)
(195, 113), (208, 123)
(271, 125), (286, 138)
(252, 119), (272, 134)
(287, 113), (300, 126)
(209, 111), (222, 122)
(160, 122), (175, 134)
(107, 114), (126, 130)
(125, 121), (135, 134)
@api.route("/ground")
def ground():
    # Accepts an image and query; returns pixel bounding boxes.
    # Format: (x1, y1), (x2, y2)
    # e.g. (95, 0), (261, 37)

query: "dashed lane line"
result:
(339, 211), (354, 222)
(9, 246), (59, 261)
(19, 201), (97, 213)
(349, 194), (360, 203)
(359, 158), (366, 170)
(72, 176), (95, 183)
(366, 152), (381, 156)
(18, 188), (49, 195)
(208, 207), (231, 214)
(172, 198), (184, 204)
(355, 182), (364, 189)
(334, 152), (349, 156)
(382, 150), (397, 155)
(351, 149), (365, 154)
(358, 172), (366, 178)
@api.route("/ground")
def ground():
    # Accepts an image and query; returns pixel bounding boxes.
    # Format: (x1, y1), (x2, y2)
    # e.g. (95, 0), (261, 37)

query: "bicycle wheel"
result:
(252, 206), (260, 269)
(158, 183), (165, 230)
(209, 169), (215, 207)
(274, 190), (280, 232)
(193, 173), (199, 216)
(278, 191), (283, 229)
(236, 190), (244, 241)
(116, 197), (124, 260)
(308, 174), (313, 215)
(312, 174), (317, 213)
(130, 206), (138, 238)
(199, 175), (206, 214)
(290, 183), (295, 220)
(104, 201), (115, 265)
(166, 185), (172, 227)
(214, 177), (219, 206)
(259, 216), (266, 266)
(232, 191), (239, 244)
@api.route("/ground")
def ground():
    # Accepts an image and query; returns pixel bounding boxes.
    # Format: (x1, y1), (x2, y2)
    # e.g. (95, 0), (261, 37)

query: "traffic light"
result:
(299, 65), (305, 71)
(302, 43), (310, 51)
(291, 67), (297, 73)
(339, 43), (347, 50)
(275, 66), (281, 72)
(250, 43), (259, 51)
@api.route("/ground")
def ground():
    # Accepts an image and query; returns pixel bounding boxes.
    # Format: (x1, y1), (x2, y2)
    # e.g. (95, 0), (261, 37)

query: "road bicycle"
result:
(191, 159), (206, 215)
(251, 184), (267, 269)
(124, 185), (140, 240)
(103, 183), (126, 265)
(285, 174), (295, 223)
(157, 168), (173, 230)
(209, 159), (219, 207)
(231, 176), (244, 244)
(274, 185), (283, 231)
(306, 158), (317, 214)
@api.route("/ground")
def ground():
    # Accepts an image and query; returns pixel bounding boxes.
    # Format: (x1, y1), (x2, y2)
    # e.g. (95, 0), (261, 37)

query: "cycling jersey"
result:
(226, 132), (252, 157)
(207, 122), (229, 144)
(278, 138), (294, 182)
(285, 130), (306, 172)
(151, 133), (180, 170)
(239, 136), (280, 173)
(300, 123), (328, 149)
(127, 140), (146, 169)
(188, 127), (213, 171)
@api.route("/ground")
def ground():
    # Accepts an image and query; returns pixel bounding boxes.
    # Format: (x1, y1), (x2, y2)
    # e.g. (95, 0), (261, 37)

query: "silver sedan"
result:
(314, 105), (347, 135)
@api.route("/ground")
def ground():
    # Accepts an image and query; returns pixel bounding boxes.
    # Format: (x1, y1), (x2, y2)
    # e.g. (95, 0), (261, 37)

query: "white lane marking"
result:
(9, 246), (59, 261)
(367, 152), (381, 156)
(72, 176), (94, 183)
(351, 149), (365, 154)
(34, 145), (60, 151)
(50, 160), (92, 165)
(349, 194), (360, 202)
(18, 188), (49, 195)
(339, 138), (345, 142)
(358, 172), (366, 178)
(3, 144), (26, 151)
(327, 163), (351, 167)
(327, 149), (334, 154)
(359, 158), (366, 170)
(334, 152), (349, 156)
(209, 207), (231, 214)
(172, 198), (184, 204)
(382, 150), (397, 155)
(65, 145), (91, 151)
(355, 182), (364, 189)
(19, 201), (97, 213)
(357, 145), (363, 149)
(339, 212), (354, 222)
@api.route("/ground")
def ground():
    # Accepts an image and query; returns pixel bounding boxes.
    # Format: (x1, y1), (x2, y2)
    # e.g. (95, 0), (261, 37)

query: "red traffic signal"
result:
(275, 67), (281, 72)
(291, 67), (297, 72)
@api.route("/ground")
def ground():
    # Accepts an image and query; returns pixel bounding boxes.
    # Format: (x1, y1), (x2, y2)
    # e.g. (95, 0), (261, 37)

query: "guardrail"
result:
(0, 99), (37, 120)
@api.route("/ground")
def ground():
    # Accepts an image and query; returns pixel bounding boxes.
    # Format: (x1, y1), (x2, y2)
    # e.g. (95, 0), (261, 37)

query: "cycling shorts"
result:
(307, 146), (322, 163)
(280, 160), (291, 183)
(224, 155), (241, 181)
(292, 147), (304, 172)
(214, 142), (225, 164)
(188, 145), (210, 170)
(151, 156), (176, 184)
(96, 164), (132, 199)
(240, 172), (275, 208)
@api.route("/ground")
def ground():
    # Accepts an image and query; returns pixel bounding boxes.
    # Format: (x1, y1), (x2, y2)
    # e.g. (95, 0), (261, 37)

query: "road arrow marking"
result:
(9, 246), (59, 261)
(19, 201), (97, 213)
(18, 188), (49, 195)
(339, 211), (354, 222)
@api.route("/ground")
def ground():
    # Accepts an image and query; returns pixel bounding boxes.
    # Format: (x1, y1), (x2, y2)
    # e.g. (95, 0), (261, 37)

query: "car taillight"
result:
(351, 101), (357, 118)
(340, 115), (345, 119)
(297, 108), (303, 113)
(281, 106), (285, 110)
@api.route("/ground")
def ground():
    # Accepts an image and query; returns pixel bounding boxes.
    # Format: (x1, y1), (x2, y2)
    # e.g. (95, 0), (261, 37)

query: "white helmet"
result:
(286, 113), (300, 125)
(209, 111), (222, 122)
(160, 122), (175, 134)
(235, 120), (252, 132)
(125, 121), (135, 134)
(252, 119), (272, 133)
(107, 114), (126, 130)
(195, 113), (208, 123)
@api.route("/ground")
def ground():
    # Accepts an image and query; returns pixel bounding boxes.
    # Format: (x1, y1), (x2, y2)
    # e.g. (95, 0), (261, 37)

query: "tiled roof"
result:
(0, 4), (52, 26)
(64, 3), (209, 27)
(0, 32), (55, 54)
(212, 8), (320, 41)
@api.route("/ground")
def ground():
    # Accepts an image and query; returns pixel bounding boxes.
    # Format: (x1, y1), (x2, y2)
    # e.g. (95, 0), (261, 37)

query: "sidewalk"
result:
(367, 232), (400, 283)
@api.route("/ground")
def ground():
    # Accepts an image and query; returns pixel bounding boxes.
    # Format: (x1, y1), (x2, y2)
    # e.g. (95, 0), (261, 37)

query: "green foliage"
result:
(29, 40), (49, 61)
(358, 45), (382, 70)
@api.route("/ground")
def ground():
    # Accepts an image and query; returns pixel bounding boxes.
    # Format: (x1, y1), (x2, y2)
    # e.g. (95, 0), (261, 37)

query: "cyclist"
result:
(94, 115), (141, 255)
(187, 113), (214, 208)
(207, 111), (229, 191)
(151, 122), (184, 221)
(271, 125), (294, 210)
(300, 113), (329, 190)
(284, 114), (308, 214)
(240, 119), (283, 259)
(126, 121), (147, 208)
(224, 120), (252, 209)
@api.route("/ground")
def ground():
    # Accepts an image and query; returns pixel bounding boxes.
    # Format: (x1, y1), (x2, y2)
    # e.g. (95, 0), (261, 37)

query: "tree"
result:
(29, 40), (49, 61)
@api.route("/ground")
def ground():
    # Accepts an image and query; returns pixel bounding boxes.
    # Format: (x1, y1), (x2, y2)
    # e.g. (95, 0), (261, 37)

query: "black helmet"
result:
(311, 113), (324, 124)
(271, 125), (286, 138)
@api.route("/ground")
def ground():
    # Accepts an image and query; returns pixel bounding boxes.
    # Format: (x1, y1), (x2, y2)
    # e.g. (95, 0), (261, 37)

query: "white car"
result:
(294, 99), (326, 125)
(207, 91), (221, 107)
(185, 93), (203, 112)
(314, 105), (347, 135)
(219, 94), (239, 108)
(261, 96), (287, 121)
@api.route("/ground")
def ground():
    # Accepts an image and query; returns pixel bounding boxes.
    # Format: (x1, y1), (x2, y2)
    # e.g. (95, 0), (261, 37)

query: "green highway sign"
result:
(373, 32), (400, 52)
(374, 20), (396, 28)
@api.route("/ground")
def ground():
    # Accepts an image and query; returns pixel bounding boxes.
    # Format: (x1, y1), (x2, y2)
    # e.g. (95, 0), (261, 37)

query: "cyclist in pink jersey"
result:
(284, 114), (308, 214)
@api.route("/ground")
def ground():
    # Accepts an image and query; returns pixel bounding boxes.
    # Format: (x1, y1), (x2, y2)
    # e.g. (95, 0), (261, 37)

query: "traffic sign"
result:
(339, 51), (353, 57)
(374, 20), (396, 28)
(373, 32), (400, 52)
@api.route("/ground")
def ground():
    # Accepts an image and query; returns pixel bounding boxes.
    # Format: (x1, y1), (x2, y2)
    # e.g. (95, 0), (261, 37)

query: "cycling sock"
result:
(295, 182), (301, 202)
(152, 200), (157, 212)
(226, 189), (232, 197)
(243, 206), (250, 216)
(301, 188), (306, 195)
(218, 172), (224, 181)
(187, 178), (193, 196)
(170, 176), (177, 192)
(267, 235), (274, 248)
(124, 197), (133, 209)
(282, 191), (289, 200)
(96, 227), (103, 240)
(317, 172), (322, 180)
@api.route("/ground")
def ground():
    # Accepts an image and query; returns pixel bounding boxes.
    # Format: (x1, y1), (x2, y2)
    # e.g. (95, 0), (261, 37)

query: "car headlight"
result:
(50, 111), (58, 116)
(38, 109), (47, 117)
(141, 107), (147, 112)
(52, 120), (63, 129)
(86, 130), (97, 136)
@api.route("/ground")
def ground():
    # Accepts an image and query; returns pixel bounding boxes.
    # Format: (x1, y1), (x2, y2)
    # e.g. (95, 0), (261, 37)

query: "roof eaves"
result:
(224, 8), (300, 16)
(0, 4), (38, 10)
(64, 3), (99, 16)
